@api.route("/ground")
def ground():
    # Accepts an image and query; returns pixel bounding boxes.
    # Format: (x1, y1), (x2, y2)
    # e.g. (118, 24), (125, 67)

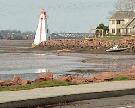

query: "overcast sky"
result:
(0, 0), (115, 33)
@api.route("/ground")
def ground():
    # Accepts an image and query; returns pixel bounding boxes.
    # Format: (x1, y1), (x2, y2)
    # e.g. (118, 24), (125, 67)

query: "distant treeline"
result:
(0, 30), (35, 40)
(0, 30), (88, 40)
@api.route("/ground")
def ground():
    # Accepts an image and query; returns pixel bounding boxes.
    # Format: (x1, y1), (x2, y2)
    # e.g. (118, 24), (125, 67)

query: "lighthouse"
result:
(32, 9), (49, 47)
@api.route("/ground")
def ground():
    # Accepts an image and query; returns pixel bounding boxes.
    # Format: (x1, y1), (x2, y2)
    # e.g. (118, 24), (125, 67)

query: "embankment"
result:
(36, 36), (135, 54)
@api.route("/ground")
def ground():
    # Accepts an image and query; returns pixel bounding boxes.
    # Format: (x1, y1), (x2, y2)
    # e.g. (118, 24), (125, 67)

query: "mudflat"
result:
(0, 39), (134, 54)
(0, 40), (135, 80)
(0, 40), (34, 53)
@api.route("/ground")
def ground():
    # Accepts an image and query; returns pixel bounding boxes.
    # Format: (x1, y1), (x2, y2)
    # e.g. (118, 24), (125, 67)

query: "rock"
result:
(71, 79), (83, 84)
(57, 75), (72, 82)
(71, 78), (86, 84)
(2, 80), (13, 86)
(127, 73), (135, 79)
(36, 72), (53, 82)
(129, 66), (135, 73)
(0, 80), (5, 86)
(11, 75), (22, 85)
(94, 79), (104, 83)
(71, 75), (88, 84)
(11, 75), (31, 85)
(120, 71), (135, 79)
(87, 77), (97, 82)
(19, 80), (31, 85)
(93, 72), (116, 82)
(58, 74), (88, 84)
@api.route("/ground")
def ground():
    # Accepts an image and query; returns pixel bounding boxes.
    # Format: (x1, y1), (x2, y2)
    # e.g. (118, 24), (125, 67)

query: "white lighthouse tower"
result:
(32, 9), (48, 47)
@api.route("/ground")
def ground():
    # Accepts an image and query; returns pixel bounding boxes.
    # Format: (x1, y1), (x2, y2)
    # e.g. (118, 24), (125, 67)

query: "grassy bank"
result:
(113, 75), (131, 81)
(0, 80), (71, 91)
(95, 36), (124, 41)
(0, 77), (134, 92)
(95, 36), (135, 41)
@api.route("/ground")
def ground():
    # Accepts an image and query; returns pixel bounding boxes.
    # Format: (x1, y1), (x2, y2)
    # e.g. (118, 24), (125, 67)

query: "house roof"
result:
(125, 18), (135, 28)
(110, 11), (135, 20)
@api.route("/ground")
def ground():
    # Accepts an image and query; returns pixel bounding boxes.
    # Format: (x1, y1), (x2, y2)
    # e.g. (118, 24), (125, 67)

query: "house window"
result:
(128, 29), (131, 33)
(117, 29), (121, 34)
(112, 20), (115, 24)
(117, 20), (121, 24)
(112, 29), (115, 33)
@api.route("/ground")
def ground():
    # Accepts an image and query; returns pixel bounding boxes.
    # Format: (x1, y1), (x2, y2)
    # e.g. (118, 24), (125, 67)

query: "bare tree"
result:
(115, 0), (135, 11)
(115, 0), (124, 11)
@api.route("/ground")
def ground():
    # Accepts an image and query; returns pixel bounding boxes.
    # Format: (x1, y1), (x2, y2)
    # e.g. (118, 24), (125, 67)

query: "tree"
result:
(96, 24), (109, 36)
(96, 24), (109, 32)
(115, 0), (135, 11)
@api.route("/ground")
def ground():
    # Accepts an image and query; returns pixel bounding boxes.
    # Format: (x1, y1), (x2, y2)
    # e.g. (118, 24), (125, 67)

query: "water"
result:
(0, 52), (84, 80)
(0, 52), (135, 80)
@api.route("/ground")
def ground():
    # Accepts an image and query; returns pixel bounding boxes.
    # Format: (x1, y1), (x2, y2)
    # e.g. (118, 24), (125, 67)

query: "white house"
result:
(109, 11), (135, 35)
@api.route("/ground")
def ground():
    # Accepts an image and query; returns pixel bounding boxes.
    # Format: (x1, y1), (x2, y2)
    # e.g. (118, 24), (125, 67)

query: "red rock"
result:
(129, 66), (135, 73)
(71, 78), (86, 84)
(88, 77), (104, 83)
(2, 80), (13, 86)
(94, 79), (104, 83)
(71, 75), (88, 84)
(87, 77), (97, 82)
(19, 80), (31, 85)
(57, 74), (88, 84)
(11, 75), (22, 85)
(36, 72), (53, 81)
(39, 38), (135, 52)
(0, 80), (5, 86)
(10, 75), (31, 85)
(71, 79), (83, 84)
(57, 75), (72, 82)
(120, 71), (135, 79)
(93, 72), (116, 82)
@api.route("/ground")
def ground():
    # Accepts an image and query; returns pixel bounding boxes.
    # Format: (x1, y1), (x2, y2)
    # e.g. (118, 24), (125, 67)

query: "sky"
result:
(0, 0), (116, 33)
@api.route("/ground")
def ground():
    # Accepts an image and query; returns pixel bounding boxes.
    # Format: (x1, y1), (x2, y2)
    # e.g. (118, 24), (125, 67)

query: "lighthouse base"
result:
(32, 41), (46, 48)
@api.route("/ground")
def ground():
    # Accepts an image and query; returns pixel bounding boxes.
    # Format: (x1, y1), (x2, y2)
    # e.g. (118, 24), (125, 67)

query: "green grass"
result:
(95, 36), (125, 41)
(0, 80), (71, 91)
(113, 75), (130, 81)
(95, 35), (135, 41)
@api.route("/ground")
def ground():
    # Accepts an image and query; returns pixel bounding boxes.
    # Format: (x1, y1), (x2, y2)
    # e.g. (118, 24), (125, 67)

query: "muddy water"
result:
(0, 52), (135, 80)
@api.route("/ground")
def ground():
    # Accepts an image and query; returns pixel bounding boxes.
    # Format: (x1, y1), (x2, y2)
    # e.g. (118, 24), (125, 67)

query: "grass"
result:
(113, 75), (130, 81)
(0, 80), (71, 91)
(95, 36), (125, 41)
(0, 75), (133, 92)
(94, 35), (135, 41)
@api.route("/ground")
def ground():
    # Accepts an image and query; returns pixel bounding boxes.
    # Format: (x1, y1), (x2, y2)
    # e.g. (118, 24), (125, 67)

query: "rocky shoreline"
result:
(0, 37), (135, 54)
(0, 37), (135, 88)
(0, 65), (135, 88)
(32, 36), (135, 54)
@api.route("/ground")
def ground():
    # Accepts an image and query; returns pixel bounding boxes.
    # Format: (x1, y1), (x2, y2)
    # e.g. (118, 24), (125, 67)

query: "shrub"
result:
(113, 75), (130, 81)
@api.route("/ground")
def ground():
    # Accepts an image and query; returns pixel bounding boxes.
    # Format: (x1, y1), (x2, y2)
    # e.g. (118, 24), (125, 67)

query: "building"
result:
(109, 11), (135, 36)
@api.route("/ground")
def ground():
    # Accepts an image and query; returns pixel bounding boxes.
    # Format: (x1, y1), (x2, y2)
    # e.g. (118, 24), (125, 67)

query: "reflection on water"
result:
(0, 52), (135, 80)
(35, 69), (48, 73)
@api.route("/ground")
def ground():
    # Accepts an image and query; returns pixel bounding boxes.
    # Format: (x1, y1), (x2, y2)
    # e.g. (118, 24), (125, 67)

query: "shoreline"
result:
(0, 48), (134, 55)
(0, 65), (135, 91)
(0, 38), (135, 55)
